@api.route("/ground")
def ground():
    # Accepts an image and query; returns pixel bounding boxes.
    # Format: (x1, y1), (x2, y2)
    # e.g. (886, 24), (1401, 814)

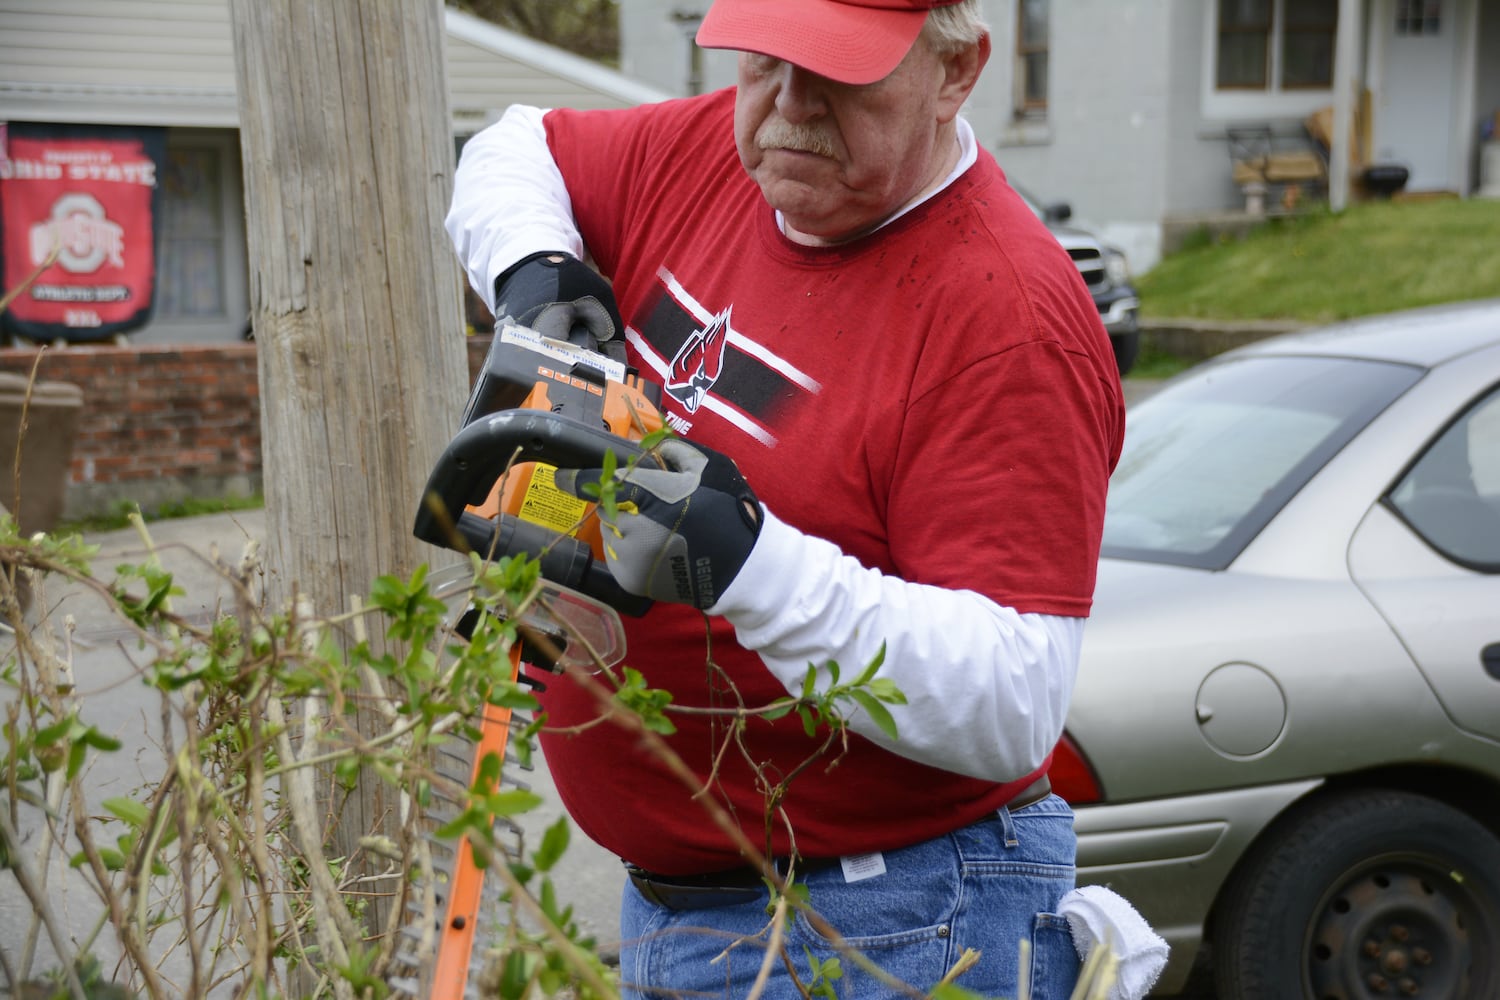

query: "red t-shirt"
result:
(527, 89), (1123, 874)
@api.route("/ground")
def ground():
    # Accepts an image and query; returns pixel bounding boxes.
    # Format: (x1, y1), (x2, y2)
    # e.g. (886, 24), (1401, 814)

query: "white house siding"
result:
(618, 0), (736, 97)
(444, 9), (671, 135)
(0, 0), (239, 126)
(981, 0), (1180, 273)
(0, 1), (671, 343)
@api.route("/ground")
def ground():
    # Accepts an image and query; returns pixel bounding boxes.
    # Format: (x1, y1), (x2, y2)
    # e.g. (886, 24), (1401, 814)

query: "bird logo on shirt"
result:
(665, 307), (731, 413)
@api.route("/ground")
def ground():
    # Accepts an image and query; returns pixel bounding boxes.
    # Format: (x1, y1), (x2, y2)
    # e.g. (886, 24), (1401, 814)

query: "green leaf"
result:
(486, 788), (544, 817)
(66, 741), (88, 781)
(78, 728), (121, 749)
(335, 941), (389, 998)
(499, 949), (539, 1000)
(533, 816), (570, 873)
(864, 677), (908, 705)
(796, 705), (817, 739)
(333, 755), (361, 790)
(33, 716), (71, 747)
(485, 682), (540, 712)
(853, 642), (888, 686)
(435, 806), (487, 842)
(848, 690), (899, 741)
(539, 875), (560, 920)
(474, 750), (504, 793)
(102, 797), (151, 829)
(638, 426), (674, 452)
(761, 698), (795, 722)
(614, 667), (677, 735)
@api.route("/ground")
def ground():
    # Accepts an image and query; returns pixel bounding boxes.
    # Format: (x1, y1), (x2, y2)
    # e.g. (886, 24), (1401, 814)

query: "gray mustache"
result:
(756, 119), (837, 158)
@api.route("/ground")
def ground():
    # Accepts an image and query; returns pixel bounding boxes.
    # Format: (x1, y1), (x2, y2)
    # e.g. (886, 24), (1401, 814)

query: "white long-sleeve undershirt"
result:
(447, 105), (578, 311)
(711, 509), (1080, 782)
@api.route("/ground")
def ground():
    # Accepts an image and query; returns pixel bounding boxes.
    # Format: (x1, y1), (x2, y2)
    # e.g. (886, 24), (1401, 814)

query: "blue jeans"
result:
(618, 795), (1080, 999)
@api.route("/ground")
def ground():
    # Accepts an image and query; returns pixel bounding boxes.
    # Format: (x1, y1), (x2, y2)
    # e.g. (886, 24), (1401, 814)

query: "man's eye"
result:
(743, 52), (783, 74)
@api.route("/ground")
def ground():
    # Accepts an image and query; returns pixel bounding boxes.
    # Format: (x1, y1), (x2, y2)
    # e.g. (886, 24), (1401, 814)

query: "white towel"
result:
(1057, 885), (1169, 1000)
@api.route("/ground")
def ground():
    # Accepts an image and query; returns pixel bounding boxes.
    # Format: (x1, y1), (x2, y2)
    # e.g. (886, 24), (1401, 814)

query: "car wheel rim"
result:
(1306, 857), (1475, 999)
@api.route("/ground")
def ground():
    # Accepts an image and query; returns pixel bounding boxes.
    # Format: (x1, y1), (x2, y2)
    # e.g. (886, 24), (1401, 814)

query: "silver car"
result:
(1055, 300), (1500, 998)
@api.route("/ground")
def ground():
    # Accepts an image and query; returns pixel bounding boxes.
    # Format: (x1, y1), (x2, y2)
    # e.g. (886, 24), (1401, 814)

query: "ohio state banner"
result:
(0, 122), (166, 342)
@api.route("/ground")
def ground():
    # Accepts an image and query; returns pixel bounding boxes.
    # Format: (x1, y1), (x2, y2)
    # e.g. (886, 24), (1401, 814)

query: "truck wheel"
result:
(1212, 789), (1500, 1000)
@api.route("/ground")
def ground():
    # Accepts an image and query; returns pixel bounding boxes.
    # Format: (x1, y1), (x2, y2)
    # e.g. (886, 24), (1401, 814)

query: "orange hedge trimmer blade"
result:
(430, 644), (521, 999)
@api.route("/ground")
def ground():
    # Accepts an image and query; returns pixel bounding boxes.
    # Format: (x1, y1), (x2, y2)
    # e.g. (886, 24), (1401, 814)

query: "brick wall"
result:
(0, 337), (494, 522)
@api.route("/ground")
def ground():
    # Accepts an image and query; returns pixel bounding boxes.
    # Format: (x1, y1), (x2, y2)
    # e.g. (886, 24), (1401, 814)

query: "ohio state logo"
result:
(29, 193), (125, 273)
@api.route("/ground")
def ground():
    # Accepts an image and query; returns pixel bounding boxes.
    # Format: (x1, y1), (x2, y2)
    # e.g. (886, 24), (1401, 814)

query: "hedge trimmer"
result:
(389, 322), (663, 998)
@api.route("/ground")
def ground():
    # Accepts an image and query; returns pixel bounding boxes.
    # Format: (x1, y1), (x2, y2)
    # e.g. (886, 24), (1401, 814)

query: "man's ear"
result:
(936, 34), (991, 123)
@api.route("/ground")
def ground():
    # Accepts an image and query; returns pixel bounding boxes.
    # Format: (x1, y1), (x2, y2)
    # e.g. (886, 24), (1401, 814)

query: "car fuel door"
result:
(1348, 386), (1500, 743)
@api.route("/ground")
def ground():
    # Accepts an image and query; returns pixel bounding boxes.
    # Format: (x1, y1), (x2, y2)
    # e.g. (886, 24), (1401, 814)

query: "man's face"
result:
(733, 35), (972, 245)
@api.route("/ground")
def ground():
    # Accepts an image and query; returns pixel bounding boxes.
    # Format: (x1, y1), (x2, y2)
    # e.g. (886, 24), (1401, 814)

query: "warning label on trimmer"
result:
(518, 464), (589, 535)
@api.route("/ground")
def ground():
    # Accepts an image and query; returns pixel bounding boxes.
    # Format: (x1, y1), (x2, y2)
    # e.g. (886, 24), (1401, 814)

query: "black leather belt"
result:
(1009, 773), (1052, 811)
(627, 776), (1053, 912)
(625, 857), (839, 911)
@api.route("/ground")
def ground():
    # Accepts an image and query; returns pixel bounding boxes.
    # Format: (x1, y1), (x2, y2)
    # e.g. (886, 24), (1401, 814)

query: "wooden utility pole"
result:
(227, 0), (469, 918)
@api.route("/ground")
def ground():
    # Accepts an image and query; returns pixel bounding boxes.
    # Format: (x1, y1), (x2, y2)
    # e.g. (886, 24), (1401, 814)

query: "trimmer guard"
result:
(414, 408), (650, 617)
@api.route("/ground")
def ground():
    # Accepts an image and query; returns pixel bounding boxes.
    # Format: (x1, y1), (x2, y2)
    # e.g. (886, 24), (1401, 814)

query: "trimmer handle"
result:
(413, 409), (650, 616)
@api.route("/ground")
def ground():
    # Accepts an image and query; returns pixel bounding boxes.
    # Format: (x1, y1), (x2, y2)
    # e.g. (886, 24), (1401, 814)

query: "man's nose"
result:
(772, 63), (829, 123)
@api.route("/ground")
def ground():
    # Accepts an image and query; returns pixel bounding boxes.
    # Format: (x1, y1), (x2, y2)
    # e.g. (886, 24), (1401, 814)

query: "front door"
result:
(1376, 0), (1461, 192)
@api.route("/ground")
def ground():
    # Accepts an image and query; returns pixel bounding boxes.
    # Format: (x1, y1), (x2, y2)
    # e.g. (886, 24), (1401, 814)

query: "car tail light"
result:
(1048, 732), (1103, 804)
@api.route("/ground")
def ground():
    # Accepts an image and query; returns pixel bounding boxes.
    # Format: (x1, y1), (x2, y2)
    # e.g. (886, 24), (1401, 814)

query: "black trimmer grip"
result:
(414, 409), (651, 615)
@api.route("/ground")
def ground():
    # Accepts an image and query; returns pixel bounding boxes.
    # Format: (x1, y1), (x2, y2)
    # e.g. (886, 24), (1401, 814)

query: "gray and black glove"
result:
(553, 438), (763, 610)
(494, 251), (623, 352)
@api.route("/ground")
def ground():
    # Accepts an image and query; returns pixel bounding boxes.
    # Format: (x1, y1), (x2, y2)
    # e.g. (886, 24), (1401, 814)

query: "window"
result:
(1388, 386), (1500, 570)
(1217, 0), (1271, 88)
(1216, 0), (1337, 92)
(1015, 0), (1048, 118)
(1396, 0), (1442, 35)
(1102, 355), (1420, 570)
(159, 145), (226, 319)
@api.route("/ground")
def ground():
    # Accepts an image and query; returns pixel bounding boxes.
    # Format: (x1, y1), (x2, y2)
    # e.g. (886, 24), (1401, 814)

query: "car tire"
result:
(1110, 327), (1140, 377)
(1212, 789), (1500, 1000)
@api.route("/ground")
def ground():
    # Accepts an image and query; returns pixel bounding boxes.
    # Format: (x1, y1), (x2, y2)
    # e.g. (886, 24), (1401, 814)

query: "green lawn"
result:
(1138, 198), (1500, 323)
(56, 494), (264, 535)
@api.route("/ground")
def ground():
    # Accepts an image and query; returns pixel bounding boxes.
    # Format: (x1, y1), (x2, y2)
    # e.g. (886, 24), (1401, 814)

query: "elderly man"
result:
(445, 0), (1124, 996)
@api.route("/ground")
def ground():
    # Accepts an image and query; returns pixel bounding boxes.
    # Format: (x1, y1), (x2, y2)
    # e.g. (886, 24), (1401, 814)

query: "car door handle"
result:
(1484, 644), (1500, 681)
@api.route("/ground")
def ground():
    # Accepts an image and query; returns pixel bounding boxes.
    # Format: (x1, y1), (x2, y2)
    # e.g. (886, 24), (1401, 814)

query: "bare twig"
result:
(267, 690), (356, 989)
(743, 890), (787, 1000)
(0, 242), (60, 316)
(0, 809), (89, 1000)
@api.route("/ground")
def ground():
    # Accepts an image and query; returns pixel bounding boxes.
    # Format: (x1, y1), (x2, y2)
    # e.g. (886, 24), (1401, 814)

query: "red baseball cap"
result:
(696, 0), (967, 86)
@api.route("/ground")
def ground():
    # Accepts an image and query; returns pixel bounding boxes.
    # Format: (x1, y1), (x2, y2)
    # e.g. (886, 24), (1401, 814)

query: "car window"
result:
(1386, 384), (1500, 570)
(1102, 355), (1421, 569)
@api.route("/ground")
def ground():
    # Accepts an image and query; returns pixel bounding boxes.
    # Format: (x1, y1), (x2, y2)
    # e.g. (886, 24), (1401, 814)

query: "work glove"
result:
(493, 251), (623, 352)
(552, 438), (763, 610)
